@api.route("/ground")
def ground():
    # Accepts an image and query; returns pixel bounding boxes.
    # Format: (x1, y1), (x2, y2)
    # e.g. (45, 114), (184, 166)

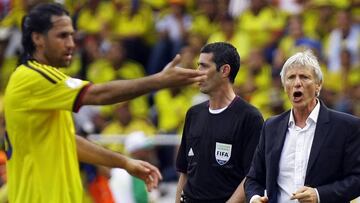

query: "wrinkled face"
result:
(197, 53), (222, 94)
(39, 15), (75, 67)
(284, 65), (321, 110)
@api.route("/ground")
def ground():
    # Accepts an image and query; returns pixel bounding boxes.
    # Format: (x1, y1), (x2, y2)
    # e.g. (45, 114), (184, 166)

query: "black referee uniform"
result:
(176, 96), (264, 202)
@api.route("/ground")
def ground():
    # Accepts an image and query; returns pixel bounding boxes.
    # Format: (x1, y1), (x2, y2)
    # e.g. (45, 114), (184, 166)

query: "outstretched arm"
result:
(76, 135), (162, 191)
(81, 55), (206, 105)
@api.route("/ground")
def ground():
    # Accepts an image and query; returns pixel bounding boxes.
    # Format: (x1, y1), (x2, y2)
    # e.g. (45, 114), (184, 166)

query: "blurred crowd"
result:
(0, 0), (359, 202)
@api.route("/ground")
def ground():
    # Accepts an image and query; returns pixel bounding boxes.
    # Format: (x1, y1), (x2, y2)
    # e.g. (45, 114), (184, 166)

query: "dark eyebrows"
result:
(57, 30), (74, 37)
(198, 62), (209, 67)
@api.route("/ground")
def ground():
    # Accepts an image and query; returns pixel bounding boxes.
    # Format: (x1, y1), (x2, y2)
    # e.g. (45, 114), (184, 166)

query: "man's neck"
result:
(293, 99), (318, 128)
(208, 86), (236, 110)
(32, 53), (49, 66)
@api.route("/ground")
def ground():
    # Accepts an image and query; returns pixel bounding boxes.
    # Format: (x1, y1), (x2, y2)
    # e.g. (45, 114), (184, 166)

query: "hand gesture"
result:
(290, 186), (318, 203)
(159, 54), (207, 87)
(124, 158), (162, 192)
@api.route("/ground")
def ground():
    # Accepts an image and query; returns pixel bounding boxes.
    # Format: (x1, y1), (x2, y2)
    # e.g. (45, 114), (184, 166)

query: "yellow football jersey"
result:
(4, 60), (90, 203)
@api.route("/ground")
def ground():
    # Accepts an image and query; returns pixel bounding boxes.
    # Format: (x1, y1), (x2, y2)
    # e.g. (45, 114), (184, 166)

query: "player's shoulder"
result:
(25, 61), (68, 84)
(7, 64), (39, 86)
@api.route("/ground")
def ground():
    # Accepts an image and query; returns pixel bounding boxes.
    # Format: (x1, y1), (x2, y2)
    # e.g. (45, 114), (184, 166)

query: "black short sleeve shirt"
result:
(176, 96), (264, 201)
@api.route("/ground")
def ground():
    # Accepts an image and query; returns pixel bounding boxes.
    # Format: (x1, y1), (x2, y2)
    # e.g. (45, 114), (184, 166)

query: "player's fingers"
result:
(140, 161), (162, 191)
(141, 161), (162, 180)
(164, 54), (182, 70)
(145, 179), (152, 192)
(143, 174), (153, 191)
(180, 67), (207, 77)
(187, 75), (207, 83)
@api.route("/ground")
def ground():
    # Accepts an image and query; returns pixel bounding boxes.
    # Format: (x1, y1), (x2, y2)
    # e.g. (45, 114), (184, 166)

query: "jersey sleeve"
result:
(28, 75), (91, 112)
(176, 110), (191, 173)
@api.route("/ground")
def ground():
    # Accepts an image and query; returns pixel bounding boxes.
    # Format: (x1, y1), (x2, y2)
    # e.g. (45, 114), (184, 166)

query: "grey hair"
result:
(280, 50), (323, 86)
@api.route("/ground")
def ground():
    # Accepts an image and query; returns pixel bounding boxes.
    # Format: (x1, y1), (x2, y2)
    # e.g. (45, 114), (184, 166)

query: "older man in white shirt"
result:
(245, 50), (360, 203)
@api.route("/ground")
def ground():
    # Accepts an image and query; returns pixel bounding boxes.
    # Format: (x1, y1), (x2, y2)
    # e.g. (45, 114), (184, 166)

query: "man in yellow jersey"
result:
(4, 3), (206, 203)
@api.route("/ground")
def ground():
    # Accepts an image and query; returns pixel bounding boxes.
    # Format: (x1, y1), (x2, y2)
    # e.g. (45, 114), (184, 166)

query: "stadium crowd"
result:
(0, 0), (359, 202)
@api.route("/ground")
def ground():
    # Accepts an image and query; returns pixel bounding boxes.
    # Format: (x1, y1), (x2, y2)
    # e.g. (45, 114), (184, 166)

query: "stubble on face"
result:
(43, 15), (75, 68)
(198, 53), (218, 94)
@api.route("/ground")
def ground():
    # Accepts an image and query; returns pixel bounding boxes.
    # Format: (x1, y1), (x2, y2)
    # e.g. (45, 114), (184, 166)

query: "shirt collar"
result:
(289, 99), (320, 127)
(29, 60), (57, 69)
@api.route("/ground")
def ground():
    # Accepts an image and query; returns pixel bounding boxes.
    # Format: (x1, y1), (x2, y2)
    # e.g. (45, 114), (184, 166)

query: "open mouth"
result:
(65, 53), (72, 60)
(293, 91), (303, 102)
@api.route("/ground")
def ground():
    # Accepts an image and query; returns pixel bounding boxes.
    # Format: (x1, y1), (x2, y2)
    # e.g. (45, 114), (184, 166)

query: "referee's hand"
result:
(125, 158), (163, 191)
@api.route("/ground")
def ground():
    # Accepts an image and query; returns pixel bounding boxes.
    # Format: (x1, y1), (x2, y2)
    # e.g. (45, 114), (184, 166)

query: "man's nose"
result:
(66, 37), (75, 49)
(294, 76), (301, 87)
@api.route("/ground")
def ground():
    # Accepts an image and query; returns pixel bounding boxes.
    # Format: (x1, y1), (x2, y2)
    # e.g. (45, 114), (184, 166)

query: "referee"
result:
(175, 42), (264, 203)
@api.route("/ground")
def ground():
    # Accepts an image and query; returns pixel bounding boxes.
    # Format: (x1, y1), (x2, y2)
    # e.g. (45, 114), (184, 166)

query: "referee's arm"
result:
(227, 178), (246, 203)
(176, 173), (188, 203)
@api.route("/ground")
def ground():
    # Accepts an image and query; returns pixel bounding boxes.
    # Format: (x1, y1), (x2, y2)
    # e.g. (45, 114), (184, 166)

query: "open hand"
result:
(160, 54), (207, 87)
(124, 158), (162, 192)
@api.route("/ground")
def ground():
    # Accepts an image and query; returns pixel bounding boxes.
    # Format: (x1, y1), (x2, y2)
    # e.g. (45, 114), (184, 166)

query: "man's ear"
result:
(221, 64), (231, 77)
(315, 83), (322, 96)
(31, 32), (44, 49)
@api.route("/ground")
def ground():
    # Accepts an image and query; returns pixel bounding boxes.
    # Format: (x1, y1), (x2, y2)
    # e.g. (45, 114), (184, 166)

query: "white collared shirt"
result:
(277, 100), (320, 202)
